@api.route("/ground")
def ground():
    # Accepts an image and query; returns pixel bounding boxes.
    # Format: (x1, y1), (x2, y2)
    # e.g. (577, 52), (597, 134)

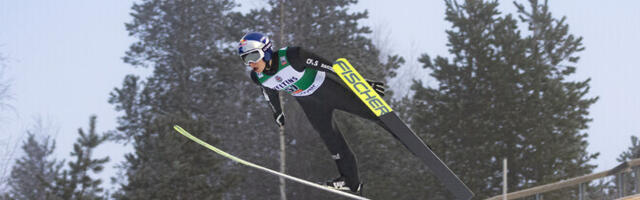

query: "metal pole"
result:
(578, 182), (583, 200)
(503, 158), (508, 200)
(278, 2), (287, 200)
(279, 119), (286, 200)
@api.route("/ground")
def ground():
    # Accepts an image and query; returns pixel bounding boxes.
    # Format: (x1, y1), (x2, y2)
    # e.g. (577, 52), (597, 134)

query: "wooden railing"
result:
(486, 158), (640, 200)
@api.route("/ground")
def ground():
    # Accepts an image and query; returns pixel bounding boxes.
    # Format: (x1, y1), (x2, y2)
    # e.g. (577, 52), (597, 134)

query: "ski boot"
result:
(324, 176), (363, 195)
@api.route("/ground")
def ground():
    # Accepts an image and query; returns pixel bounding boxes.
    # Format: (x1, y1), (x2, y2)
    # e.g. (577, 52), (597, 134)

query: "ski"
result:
(172, 125), (370, 200)
(332, 58), (474, 200)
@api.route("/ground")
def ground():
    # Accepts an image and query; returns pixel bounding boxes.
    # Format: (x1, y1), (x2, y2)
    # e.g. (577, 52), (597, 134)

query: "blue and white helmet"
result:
(238, 32), (273, 65)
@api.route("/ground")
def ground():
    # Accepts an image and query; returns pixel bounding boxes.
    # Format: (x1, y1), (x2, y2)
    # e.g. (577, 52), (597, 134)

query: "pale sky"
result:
(1, 0), (639, 193)
(0, 0), (139, 192)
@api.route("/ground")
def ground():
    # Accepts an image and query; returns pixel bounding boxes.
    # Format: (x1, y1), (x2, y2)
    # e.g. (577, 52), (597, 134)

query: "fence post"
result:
(636, 167), (640, 194)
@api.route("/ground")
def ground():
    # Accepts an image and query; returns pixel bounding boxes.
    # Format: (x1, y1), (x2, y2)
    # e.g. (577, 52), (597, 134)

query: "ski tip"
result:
(173, 125), (192, 138)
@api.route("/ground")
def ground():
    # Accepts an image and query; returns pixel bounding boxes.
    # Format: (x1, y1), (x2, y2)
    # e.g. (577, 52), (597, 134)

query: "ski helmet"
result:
(238, 32), (273, 65)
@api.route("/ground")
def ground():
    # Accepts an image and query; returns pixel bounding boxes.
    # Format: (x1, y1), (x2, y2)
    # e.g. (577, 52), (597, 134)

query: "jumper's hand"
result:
(366, 79), (386, 97)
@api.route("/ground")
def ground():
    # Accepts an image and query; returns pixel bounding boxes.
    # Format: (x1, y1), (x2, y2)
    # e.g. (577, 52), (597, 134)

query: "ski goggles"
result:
(240, 50), (264, 65)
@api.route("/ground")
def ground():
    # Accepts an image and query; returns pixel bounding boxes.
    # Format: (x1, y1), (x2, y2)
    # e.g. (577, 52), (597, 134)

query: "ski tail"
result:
(332, 58), (474, 200)
(172, 125), (370, 200)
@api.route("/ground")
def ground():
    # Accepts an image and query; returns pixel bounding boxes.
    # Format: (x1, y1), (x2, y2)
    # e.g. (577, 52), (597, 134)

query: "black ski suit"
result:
(250, 46), (394, 190)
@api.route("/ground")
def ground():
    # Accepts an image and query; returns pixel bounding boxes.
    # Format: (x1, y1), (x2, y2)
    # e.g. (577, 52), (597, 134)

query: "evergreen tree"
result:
(111, 0), (248, 199)
(618, 136), (640, 162)
(408, 0), (598, 198)
(4, 116), (108, 200)
(52, 116), (109, 200)
(5, 133), (61, 200)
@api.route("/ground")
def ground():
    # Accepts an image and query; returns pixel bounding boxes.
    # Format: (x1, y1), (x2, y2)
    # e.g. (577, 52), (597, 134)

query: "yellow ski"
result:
(172, 125), (370, 200)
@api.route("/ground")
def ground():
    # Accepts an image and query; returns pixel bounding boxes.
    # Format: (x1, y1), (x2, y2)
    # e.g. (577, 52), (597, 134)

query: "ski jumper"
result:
(250, 47), (395, 190)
